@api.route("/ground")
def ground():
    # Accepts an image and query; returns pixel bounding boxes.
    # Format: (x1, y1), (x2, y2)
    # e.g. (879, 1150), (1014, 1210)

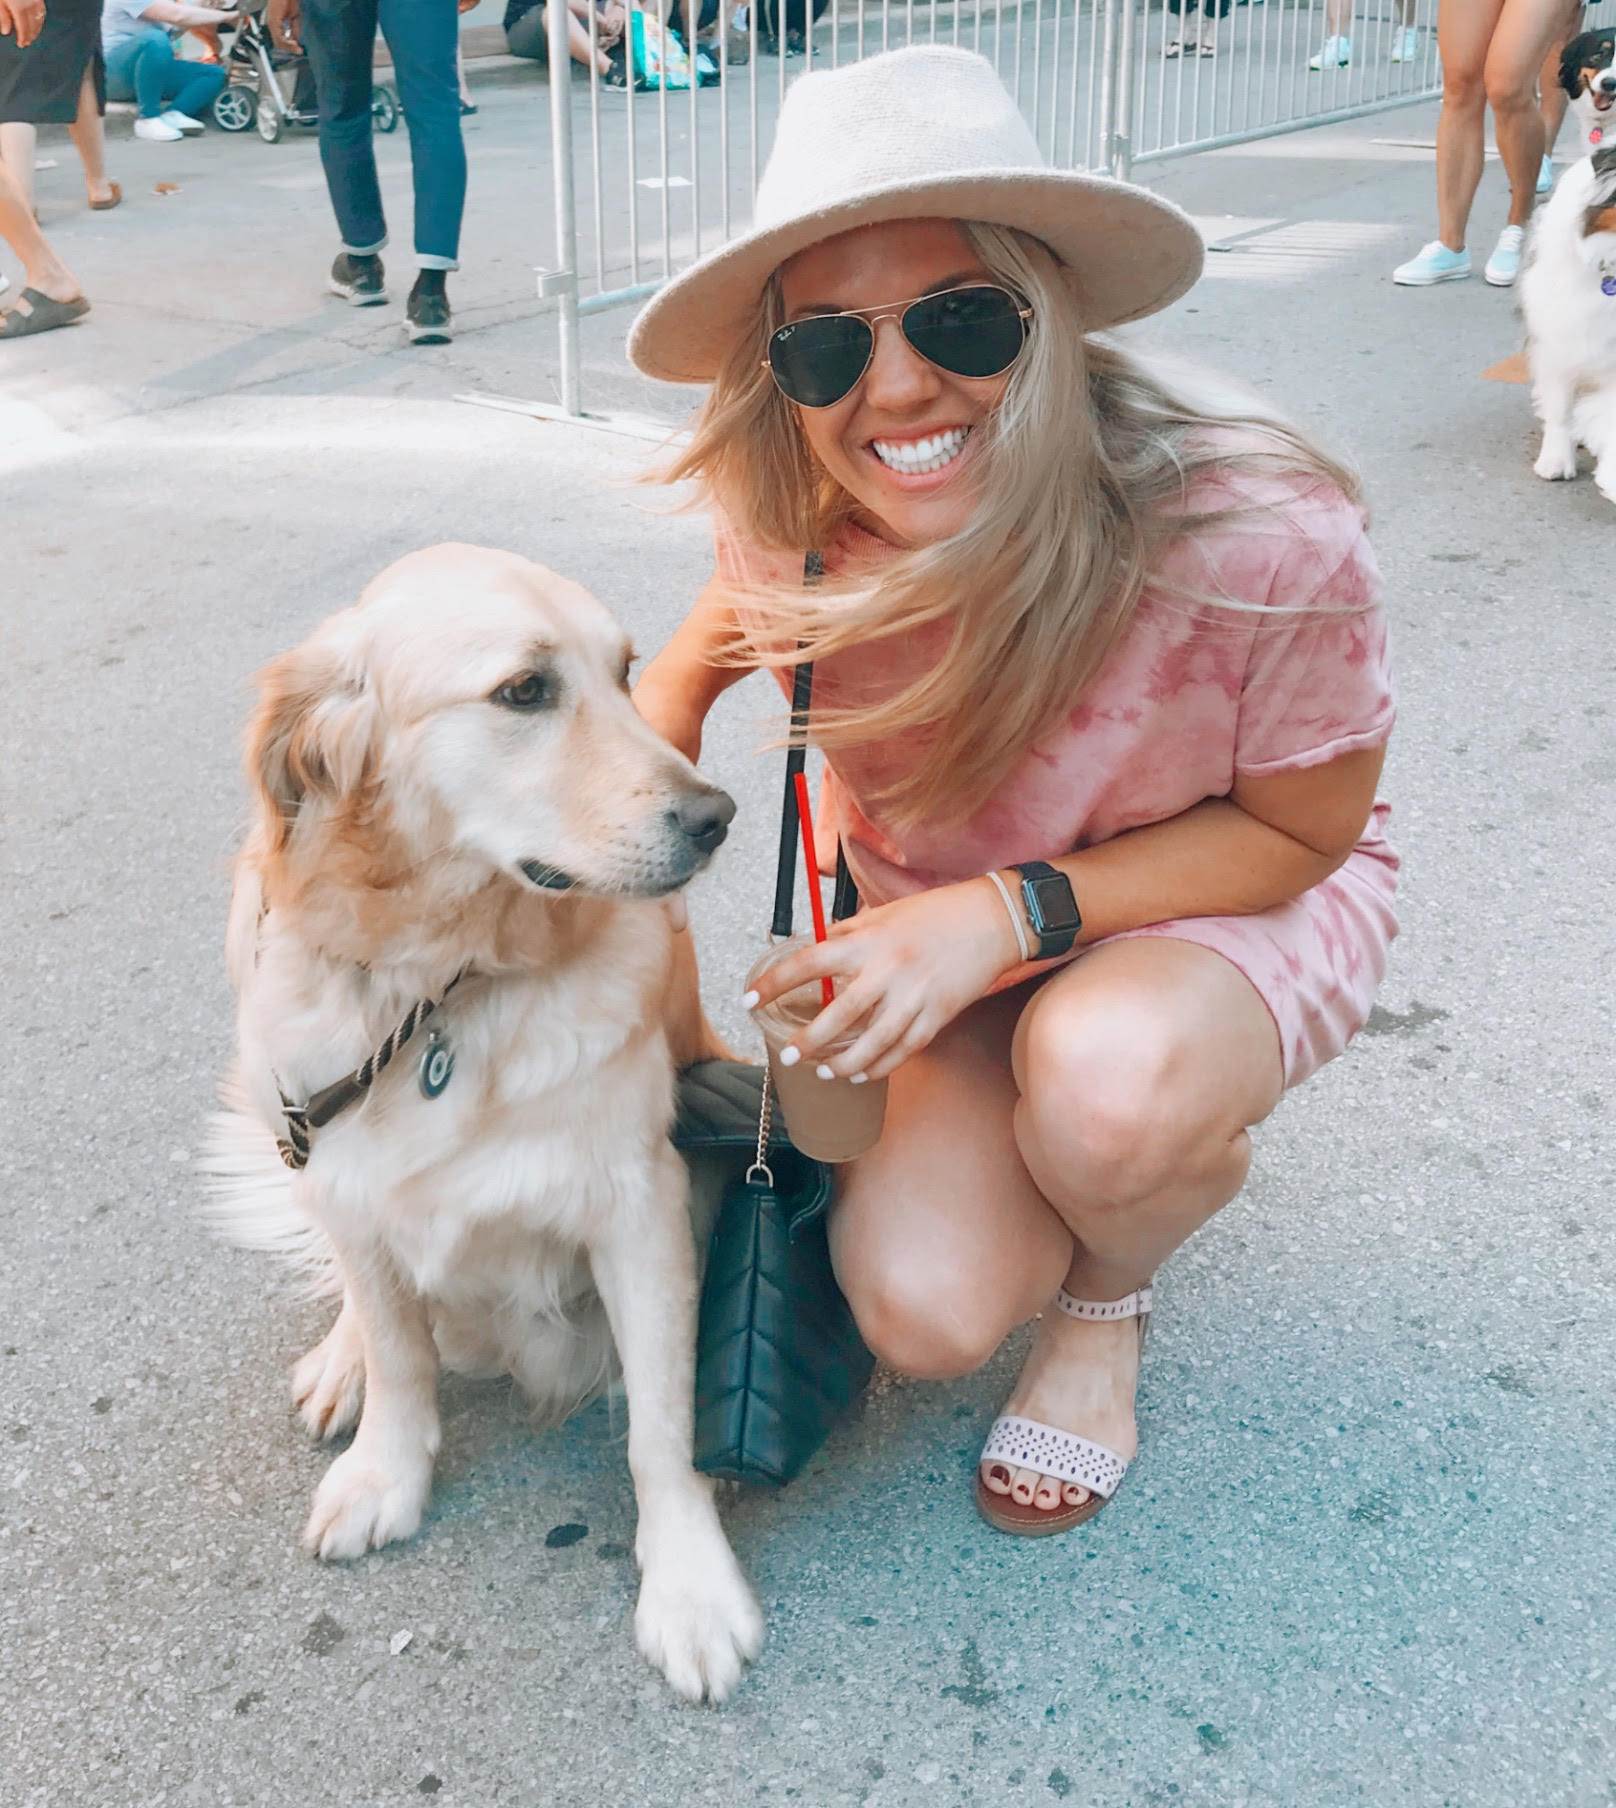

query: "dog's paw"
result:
(302, 1443), (432, 1561)
(634, 1535), (764, 1704)
(292, 1317), (365, 1441)
(1596, 467), (1616, 506)
(1534, 440), (1579, 481)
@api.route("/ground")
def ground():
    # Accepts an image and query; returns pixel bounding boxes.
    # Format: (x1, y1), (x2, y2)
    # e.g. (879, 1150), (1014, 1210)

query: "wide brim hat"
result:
(628, 44), (1204, 385)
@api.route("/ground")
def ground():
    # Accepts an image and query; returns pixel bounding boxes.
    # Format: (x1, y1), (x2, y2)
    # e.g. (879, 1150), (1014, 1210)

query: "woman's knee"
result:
(1012, 997), (1208, 1210)
(842, 1261), (1014, 1380)
(1442, 68), (1487, 111)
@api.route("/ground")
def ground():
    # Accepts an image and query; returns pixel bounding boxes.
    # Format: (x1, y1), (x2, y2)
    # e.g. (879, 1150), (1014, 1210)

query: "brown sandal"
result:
(975, 1283), (1152, 1537)
(89, 180), (123, 211)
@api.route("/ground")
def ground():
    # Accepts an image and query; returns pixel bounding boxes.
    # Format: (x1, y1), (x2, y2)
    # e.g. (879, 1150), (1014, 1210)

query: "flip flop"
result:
(1163, 38), (1185, 55)
(1197, 40), (1217, 55)
(975, 1283), (1152, 1538)
(0, 288), (91, 339)
(89, 180), (123, 211)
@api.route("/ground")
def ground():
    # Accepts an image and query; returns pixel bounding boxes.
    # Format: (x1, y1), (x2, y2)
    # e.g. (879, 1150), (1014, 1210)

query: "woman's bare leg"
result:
(1485, 0), (1579, 226)
(830, 983), (1073, 1383)
(830, 938), (1285, 1521)
(0, 123), (36, 215)
(68, 69), (116, 208)
(991, 940), (1283, 1509)
(0, 158), (83, 302)
(1436, 0), (1507, 249)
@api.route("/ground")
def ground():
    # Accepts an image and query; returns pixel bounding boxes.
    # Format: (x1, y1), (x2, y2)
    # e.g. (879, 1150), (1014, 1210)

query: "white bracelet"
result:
(984, 869), (1033, 965)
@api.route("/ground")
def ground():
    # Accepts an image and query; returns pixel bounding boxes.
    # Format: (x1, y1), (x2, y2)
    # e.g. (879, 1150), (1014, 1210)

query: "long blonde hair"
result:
(665, 221), (1363, 833)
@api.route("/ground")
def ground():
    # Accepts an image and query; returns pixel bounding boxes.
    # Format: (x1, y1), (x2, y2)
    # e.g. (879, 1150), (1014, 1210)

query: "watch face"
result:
(1026, 873), (1080, 934)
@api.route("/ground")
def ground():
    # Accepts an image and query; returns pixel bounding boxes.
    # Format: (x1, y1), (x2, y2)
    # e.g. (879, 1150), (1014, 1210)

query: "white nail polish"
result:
(815, 1064), (834, 1081)
(779, 1045), (800, 1067)
(849, 1071), (868, 1086)
(741, 990), (759, 1010)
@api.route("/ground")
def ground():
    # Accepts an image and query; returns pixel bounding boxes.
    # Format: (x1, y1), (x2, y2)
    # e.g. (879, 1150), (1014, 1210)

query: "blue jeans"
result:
(104, 26), (227, 120)
(300, 0), (465, 270)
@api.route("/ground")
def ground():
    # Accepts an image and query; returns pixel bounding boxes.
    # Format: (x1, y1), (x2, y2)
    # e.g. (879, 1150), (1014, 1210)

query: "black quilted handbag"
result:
(674, 631), (875, 1487)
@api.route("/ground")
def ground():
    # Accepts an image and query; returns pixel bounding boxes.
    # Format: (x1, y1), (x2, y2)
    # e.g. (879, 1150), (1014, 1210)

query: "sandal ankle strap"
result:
(1054, 1283), (1152, 1322)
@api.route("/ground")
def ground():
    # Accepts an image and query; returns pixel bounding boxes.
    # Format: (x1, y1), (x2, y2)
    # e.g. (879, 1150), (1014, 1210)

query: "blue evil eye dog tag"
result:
(419, 1028), (454, 1100)
(1603, 276), (1616, 298)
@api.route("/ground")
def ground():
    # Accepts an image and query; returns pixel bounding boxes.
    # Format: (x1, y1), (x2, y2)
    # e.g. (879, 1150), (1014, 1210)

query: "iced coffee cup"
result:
(746, 937), (889, 1164)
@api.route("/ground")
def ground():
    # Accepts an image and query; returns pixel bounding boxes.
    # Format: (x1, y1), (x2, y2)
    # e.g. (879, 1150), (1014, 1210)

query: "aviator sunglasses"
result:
(764, 283), (1034, 409)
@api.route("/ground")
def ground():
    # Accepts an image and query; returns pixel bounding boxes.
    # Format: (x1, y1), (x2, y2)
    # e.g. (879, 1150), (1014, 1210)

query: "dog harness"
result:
(275, 970), (464, 1170)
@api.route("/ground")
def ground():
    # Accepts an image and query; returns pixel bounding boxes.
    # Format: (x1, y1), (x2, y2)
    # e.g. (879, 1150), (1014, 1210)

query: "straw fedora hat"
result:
(627, 45), (1204, 385)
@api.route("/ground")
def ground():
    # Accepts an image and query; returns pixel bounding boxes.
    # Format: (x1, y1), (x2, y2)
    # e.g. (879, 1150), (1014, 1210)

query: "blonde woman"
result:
(631, 47), (1398, 1538)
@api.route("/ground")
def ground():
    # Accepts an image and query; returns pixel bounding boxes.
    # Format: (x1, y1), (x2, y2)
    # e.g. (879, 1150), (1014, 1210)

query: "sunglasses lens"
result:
(904, 286), (1027, 379)
(768, 315), (874, 408)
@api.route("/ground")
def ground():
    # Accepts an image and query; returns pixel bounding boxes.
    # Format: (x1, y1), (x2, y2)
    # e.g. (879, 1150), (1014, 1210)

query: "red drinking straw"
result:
(792, 770), (835, 1007)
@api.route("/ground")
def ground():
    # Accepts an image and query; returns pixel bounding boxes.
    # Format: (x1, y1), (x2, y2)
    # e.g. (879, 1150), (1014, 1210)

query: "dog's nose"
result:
(669, 788), (736, 855)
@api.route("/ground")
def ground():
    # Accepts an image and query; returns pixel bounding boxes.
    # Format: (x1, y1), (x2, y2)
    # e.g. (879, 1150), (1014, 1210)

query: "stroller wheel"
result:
(212, 85), (256, 132)
(256, 98), (283, 143)
(370, 83), (400, 133)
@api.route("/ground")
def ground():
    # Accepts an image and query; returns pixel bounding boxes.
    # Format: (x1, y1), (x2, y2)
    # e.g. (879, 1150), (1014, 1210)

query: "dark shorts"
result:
(0, 0), (104, 124)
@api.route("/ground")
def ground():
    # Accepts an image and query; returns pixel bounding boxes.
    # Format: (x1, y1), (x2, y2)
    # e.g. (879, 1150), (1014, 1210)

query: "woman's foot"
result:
(86, 177), (121, 209)
(979, 1301), (1142, 1513)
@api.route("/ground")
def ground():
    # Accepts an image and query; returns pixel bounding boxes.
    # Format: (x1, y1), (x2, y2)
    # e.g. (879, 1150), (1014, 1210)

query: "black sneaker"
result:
(405, 276), (452, 344)
(329, 252), (387, 307)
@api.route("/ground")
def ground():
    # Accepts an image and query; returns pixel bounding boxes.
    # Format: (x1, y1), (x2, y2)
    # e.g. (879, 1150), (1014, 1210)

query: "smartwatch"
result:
(1010, 861), (1082, 960)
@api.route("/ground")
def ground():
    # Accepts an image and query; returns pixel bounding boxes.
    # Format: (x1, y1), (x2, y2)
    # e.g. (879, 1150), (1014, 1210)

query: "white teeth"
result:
(871, 427), (969, 475)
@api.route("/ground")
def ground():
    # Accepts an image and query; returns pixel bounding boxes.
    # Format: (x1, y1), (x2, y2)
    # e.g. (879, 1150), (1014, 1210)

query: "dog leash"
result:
(275, 969), (466, 1171)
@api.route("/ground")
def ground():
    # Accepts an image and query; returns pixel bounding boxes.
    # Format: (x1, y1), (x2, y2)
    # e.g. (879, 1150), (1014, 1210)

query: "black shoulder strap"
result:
(770, 552), (858, 940)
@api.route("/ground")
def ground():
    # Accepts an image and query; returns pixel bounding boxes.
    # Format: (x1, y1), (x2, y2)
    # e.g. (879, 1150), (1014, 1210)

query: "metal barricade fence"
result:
(508, 0), (1610, 423)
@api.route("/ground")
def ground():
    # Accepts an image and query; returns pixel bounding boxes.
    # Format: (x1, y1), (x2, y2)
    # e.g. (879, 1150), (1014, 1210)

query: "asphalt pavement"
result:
(2, 61), (1614, 1808)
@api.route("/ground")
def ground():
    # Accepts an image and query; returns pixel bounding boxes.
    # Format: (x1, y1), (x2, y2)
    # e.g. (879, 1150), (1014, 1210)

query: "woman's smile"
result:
(866, 423), (975, 483)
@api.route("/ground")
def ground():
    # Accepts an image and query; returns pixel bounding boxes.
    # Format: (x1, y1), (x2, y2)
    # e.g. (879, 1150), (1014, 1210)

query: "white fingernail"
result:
(779, 1045), (800, 1067)
(849, 1071), (868, 1086)
(815, 1064), (835, 1081)
(741, 990), (759, 1010)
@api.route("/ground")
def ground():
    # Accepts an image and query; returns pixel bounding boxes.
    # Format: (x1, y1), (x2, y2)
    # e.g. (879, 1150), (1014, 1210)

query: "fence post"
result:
(544, 0), (583, 417)
(1110, 0), (1135, 180)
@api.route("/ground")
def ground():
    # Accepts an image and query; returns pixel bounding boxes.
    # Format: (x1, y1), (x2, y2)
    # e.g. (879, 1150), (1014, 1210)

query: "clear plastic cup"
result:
(746, 937), (889, 1164)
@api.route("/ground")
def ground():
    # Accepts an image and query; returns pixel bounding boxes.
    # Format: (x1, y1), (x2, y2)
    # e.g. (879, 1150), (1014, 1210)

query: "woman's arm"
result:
(632, 577), (756, 762)
(747, 743), (1388, 1082)
(1037, 741), (1386, 948)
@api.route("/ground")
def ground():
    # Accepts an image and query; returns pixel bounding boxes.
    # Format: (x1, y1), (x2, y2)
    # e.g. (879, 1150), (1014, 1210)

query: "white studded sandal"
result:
(974, 1282), (1152, 1538)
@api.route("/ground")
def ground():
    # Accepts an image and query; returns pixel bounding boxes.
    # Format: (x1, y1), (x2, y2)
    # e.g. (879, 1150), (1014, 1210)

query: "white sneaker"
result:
(1389, 25), (1419, 62)
(133, 115), (185, 142)
(1536, 153), (1555, 196)
(158, 108), (204, 135)
(1484, 224), (1525, 287)
(1309, 34), (1350, 69)
(1392, 240), (1471, 285)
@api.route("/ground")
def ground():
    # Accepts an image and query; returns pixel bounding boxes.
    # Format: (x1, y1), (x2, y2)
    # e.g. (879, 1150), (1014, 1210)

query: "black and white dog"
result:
(1520, 32), (1616, 503)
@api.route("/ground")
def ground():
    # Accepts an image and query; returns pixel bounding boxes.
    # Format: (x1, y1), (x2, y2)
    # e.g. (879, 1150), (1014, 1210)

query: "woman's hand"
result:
(744, 880), (1024, 1083)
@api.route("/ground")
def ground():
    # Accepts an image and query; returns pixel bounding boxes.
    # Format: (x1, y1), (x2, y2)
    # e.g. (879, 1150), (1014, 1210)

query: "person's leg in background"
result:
(300, 0), (390, 307)
(2, 66), (115, 211)
(1480, 0), (1579, 281)
(1309, 0), (1353, 71)
(0, 154), (89, 335)
(158, 50), (226, 121)
(376, 0), (465, 343)
(1536, 0), (1584, 191)
(1393, 0), (1502, 279)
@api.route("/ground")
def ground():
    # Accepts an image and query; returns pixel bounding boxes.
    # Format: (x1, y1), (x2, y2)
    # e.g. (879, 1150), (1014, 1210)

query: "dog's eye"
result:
(493, 671), (557, 712)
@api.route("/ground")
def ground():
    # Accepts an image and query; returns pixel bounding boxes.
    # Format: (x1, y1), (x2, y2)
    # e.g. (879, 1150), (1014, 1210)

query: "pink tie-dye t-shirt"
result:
(716, 467), (1399, 1087)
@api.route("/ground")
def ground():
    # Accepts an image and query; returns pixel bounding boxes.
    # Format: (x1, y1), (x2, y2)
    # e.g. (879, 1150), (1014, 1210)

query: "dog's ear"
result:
(1559, 35), (1589, 100)
(246, 627), (378, 855)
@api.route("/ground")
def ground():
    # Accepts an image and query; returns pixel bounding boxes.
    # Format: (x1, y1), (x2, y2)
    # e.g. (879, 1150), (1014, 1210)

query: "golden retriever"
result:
(203, 544), (762, 1702)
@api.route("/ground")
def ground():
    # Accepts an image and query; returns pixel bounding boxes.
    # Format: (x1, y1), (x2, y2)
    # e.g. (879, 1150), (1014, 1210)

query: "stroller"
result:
(210, 2), (400, 143)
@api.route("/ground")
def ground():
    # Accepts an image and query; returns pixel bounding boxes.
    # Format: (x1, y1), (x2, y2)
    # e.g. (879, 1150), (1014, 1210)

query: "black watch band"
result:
(1010, 861), (1082, 959)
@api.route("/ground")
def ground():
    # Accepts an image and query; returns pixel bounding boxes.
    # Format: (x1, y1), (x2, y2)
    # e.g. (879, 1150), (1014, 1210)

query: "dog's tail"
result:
(196, 1070), (341, 1300)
